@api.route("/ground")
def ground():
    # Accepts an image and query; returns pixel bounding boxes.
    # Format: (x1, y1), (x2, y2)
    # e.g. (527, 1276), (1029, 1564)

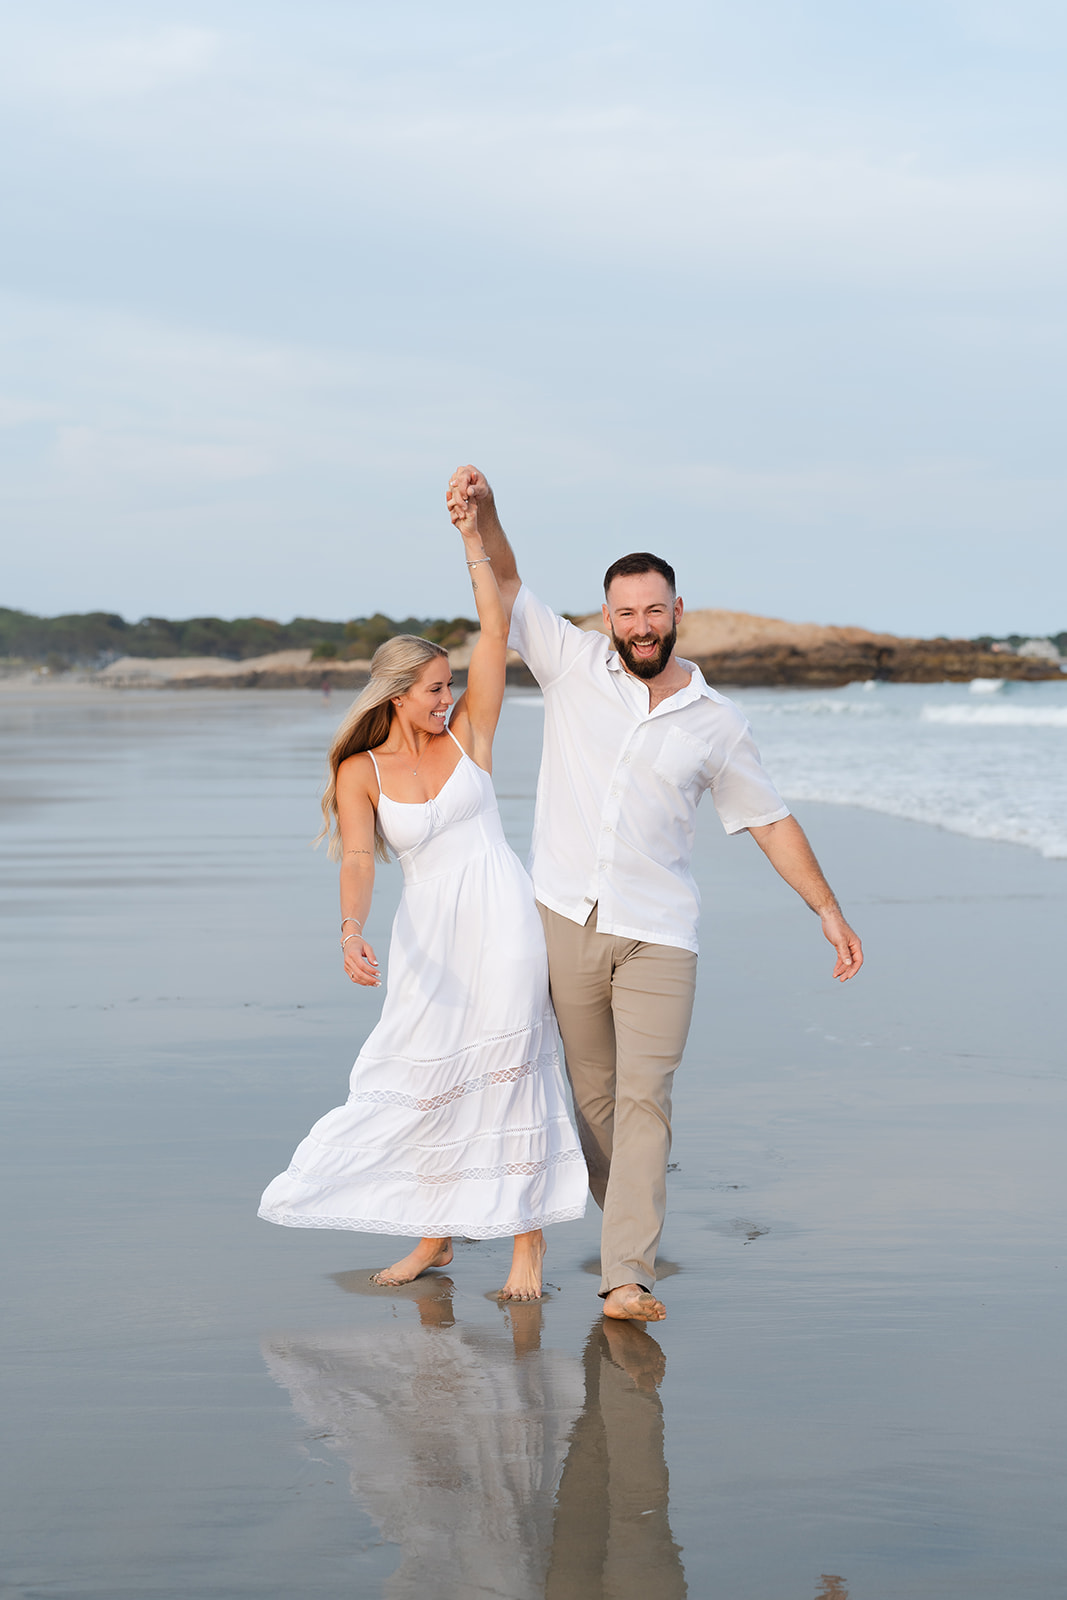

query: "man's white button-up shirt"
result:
(509, 585), (791, 955)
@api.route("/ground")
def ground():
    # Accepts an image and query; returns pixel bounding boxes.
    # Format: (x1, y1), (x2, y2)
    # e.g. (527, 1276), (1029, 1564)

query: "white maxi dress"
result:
(258, 733), (587, 1240)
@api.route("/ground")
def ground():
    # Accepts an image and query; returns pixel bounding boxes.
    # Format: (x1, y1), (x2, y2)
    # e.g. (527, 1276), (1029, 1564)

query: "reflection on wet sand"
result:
(262, 1276), (687, 1599)
(545, 1320), (686, 1600)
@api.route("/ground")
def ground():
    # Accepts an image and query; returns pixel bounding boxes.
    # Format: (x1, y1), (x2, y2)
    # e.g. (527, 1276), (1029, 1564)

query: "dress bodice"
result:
(372, 740), (506, 885)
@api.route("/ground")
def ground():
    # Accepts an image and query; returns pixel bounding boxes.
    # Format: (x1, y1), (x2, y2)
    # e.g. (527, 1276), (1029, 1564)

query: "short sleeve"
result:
(508, 584), (600, 689)
(710, 721), (791, 834)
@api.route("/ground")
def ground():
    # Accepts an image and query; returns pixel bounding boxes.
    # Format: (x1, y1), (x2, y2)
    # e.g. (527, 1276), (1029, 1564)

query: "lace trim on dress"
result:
(346, 1055), (542, 1113)
(255, 1201), (588, 1240)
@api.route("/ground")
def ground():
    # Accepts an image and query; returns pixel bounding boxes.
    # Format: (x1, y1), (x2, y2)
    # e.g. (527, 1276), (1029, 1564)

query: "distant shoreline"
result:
(2, 604), (1063, 688)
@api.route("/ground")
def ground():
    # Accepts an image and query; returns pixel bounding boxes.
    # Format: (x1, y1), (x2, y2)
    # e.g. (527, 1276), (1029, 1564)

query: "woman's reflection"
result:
(262, 1274), (686, 1598)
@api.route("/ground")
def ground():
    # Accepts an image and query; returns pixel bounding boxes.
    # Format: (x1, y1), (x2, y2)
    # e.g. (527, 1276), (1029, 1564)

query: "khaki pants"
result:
(538, 904), (697, 1296)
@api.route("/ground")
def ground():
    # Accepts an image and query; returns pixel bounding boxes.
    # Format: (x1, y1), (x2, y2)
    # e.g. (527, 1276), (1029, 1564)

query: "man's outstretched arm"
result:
(446, 465), (522, 621)
(747, 815), (864, 981)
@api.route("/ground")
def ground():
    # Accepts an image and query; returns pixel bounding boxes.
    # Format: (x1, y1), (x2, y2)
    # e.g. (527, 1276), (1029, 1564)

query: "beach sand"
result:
(2, 687), (1065, 1598)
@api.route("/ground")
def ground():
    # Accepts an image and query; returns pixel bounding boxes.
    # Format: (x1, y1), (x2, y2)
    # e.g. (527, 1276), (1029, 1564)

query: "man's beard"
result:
(610, 622), (678, 680)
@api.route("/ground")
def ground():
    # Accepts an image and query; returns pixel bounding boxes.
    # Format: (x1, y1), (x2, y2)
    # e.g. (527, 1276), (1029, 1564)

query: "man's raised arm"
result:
(446, 465), (522, 621)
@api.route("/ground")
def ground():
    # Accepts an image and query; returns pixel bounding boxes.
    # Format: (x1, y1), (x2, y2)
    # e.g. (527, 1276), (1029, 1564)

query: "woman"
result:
(258, 490), (586, 1298)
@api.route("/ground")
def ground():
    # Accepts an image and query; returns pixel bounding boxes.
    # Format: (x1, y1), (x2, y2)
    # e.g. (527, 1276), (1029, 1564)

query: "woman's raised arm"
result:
(445, 489), (509, 773)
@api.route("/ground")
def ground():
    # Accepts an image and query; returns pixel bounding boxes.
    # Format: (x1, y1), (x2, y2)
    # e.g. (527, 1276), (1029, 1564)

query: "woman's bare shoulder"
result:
(337, 750), (378, 794)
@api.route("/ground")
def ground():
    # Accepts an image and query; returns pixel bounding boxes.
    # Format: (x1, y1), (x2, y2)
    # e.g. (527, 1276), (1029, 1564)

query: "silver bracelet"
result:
(341, 916), (363, 932)
(341, 932), (360, 950)
(465, 556), (491, 568)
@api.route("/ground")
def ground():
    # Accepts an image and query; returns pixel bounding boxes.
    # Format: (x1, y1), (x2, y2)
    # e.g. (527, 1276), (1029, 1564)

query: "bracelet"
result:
(465, 556), (491, 568)
(341, 917), (363, 932)
(341, 933), (361, 950)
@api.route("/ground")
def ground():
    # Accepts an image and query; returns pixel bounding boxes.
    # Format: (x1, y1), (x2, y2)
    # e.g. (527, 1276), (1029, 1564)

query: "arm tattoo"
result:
(344, 848), (372, 856)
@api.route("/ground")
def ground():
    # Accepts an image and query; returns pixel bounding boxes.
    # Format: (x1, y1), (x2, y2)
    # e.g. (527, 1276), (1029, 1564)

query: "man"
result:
(446, 465), (863, 1323)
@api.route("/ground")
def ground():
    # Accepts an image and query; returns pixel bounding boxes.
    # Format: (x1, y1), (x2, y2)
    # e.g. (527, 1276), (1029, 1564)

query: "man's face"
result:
(603, 573), (683, 681)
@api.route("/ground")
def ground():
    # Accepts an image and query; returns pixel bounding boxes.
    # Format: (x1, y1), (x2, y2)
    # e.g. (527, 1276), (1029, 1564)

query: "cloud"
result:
(2, 12), (1062, 292)
(947, 0), (1067, 47)
(0, 24), (221, 99)
(0, 4), (1064, 632)
(671, 456), (1067, 533)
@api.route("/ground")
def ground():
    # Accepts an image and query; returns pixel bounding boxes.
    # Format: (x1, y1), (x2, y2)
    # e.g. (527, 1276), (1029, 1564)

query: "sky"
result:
(1, 0), (1065, 636)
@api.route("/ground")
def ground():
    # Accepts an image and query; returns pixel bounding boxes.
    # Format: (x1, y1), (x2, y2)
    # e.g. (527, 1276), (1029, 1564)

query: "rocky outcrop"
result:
(570, 610), (1063, 686)
(686, 639), (1062, 687)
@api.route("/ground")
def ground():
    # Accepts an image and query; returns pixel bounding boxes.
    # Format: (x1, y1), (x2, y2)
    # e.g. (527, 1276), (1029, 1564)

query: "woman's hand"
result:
(446, 477), (479, 540)
(344, 937), (381, 987)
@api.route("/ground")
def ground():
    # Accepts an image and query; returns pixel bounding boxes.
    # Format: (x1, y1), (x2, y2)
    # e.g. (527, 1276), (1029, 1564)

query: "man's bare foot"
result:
(499, 1230), (546, 1301)
(601, 1320), (667, 1390)
(370, 1237), (453, 1286)
(602, 1282), (666, 1321)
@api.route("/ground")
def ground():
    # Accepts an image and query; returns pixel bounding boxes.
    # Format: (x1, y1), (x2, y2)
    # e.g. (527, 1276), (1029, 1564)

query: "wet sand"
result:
(2, 687), (1065, 1599)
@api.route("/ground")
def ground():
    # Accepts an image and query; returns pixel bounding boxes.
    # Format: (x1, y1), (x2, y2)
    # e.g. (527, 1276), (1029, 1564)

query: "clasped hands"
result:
(446, 464), (490, 535)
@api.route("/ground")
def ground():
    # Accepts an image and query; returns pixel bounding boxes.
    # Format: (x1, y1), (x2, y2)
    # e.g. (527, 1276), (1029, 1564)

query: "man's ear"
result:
(674, 595), (684, 623)
(602, 602), (611, 629)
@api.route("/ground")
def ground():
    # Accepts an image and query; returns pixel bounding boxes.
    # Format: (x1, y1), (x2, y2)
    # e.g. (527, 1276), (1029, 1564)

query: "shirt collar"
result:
(604, 652), (711, 712)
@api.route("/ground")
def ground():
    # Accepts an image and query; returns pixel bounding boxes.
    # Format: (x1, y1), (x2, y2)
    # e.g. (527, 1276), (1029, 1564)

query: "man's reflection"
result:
(545, 1321), (687, 1599)
(262, 1275), (686, 1598)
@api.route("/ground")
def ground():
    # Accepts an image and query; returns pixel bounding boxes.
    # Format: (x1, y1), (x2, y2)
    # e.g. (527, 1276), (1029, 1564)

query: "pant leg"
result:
(538, 904), (616, 1209)
(600, 940), (697, 1295)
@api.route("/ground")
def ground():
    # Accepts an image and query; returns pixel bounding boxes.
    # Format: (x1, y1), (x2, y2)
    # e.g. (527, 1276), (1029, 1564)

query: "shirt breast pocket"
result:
(651, 727), (712, 792)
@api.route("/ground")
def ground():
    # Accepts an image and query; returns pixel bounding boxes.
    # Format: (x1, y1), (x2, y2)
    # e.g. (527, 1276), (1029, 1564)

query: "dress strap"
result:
(366, 748), (383, 798)
(446, 726), (467, 759)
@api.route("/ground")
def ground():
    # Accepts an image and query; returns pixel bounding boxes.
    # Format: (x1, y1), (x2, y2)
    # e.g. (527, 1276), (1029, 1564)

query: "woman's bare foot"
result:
(370, 1237), (453, 1286)
(602, 1282), (666, 1321)
(499, 1230), (546, 1301)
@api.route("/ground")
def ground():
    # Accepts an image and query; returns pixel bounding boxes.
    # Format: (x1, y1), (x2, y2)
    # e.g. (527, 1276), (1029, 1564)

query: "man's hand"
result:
(447, 464), (492, 511)
(820, 907), (864, 982)
(748, 815), (864, 982)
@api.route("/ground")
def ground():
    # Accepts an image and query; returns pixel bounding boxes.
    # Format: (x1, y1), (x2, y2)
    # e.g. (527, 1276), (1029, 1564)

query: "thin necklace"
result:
(387, 737), (432, 777)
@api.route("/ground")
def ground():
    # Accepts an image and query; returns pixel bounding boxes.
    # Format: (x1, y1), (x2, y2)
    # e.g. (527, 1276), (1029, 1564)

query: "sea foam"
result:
(920, 705), (1067, 728)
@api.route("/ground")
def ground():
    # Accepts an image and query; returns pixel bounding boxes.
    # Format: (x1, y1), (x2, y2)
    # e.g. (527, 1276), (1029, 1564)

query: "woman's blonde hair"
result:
(318, 634), (449, 860)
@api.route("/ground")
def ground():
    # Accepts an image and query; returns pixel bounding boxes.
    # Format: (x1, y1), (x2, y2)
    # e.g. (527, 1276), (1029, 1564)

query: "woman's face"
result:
(395, 655), (453, 735)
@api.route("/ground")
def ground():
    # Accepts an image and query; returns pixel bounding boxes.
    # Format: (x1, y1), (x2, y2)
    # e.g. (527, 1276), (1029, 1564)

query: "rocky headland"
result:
(565, 609), (1065, 687)
(46, 611), (1066, 690)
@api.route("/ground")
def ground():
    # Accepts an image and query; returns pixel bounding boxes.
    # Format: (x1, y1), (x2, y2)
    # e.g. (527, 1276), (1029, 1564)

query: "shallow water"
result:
(730, 676), (1067, 860)
(2, 687), (1066, 1599)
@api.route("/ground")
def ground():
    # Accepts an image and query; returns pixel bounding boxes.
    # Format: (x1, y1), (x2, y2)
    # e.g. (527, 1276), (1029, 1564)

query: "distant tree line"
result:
(3, 606), (1064, 671)
(0, 607), (477, 667)
(973, 632), (1067, 654)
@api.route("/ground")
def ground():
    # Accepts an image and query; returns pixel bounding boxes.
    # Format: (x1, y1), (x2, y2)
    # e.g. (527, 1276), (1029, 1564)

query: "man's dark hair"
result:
(603, 552), (677, 598)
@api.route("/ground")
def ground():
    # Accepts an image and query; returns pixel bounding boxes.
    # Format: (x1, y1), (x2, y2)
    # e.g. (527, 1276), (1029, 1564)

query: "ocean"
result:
(506, 675), (1067, 860)
(732, 677), (1067, 860)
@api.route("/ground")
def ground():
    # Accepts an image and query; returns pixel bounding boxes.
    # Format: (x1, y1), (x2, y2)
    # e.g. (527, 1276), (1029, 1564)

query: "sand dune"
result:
(569, 607), (901, 653)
